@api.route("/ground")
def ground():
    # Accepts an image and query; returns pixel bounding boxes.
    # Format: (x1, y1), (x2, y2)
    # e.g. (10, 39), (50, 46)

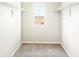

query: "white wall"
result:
(0, 2), (21, 57)
(61, 2), (79, 57)
(22, 2), (61, 42)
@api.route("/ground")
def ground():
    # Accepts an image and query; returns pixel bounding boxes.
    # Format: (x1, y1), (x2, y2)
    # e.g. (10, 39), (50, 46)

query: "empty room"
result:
(0, 2), (79, 57)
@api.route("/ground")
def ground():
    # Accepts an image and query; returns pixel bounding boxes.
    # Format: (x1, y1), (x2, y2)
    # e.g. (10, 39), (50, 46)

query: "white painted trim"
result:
(22, 41), (61, 44)
(0, 2), (26, 11)
(10, 41), (71, 57)
(60, 43), (72, 57)
(56, 2), (79, 11)
(10, 42), (22, 57)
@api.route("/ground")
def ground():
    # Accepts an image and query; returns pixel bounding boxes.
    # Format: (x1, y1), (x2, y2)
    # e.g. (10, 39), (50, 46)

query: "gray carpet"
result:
(13, 43), (68, 57)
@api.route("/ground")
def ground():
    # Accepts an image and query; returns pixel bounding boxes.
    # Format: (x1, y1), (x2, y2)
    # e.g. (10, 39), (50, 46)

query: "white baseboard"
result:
(10, 42), (22, 57)
(10, 41), (71, 57)
(60, 43), (71, 57)
(22, 41), (61, 44)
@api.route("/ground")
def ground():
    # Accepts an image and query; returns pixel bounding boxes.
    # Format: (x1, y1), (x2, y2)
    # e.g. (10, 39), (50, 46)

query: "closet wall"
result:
(0, 2), (21, 57)
(22, 2), (61, 42)
(61, 2), (79, 57)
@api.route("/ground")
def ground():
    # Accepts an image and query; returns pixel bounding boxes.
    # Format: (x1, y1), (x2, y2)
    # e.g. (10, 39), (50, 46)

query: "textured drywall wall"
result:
(22, 2), (61, 42)
(0, 2), (21, 57)
(61, 2), (79, 57)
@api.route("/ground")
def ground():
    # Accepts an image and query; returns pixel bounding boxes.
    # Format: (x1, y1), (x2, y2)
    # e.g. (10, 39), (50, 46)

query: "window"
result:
(33, 3), (45, 25)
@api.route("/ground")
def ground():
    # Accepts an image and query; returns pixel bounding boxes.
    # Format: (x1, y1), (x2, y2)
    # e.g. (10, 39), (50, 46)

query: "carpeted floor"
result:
(13, 43), (68, 57)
